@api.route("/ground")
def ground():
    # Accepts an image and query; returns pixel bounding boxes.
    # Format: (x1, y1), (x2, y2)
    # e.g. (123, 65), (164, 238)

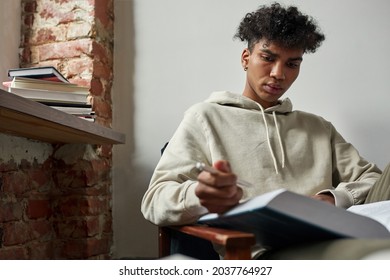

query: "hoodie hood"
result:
(205, 91), (293, 114)
(205, 91), (292, 174)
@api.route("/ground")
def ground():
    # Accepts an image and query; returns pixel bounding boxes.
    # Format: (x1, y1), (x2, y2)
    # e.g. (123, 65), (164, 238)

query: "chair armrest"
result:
(160, 225), (256, 260)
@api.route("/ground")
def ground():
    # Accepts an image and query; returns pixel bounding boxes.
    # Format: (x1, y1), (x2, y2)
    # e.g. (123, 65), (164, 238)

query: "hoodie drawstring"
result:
(273, 111), (286, 170)
(257, 104), (286, 174)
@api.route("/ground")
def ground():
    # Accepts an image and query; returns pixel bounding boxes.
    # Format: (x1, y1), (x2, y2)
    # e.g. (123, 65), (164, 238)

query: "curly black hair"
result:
(234, 2), (325, 53)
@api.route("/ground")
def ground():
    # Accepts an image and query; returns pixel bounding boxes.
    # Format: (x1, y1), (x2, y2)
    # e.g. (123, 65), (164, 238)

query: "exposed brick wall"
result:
(0, 0), (114, 259)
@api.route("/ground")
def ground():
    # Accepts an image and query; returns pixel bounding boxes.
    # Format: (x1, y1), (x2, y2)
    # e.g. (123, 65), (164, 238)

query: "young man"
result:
(141, 3), (389, 259)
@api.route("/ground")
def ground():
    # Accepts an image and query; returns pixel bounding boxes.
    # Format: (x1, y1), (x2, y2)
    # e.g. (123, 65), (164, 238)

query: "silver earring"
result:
(244, 66), (248, 71)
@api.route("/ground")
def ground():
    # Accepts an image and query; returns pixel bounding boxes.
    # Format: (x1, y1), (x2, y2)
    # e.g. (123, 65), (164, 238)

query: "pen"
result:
(195, 162), (253, 188)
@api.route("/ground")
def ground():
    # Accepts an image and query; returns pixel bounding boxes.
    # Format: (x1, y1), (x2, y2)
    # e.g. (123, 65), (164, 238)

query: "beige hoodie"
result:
(141, 91), (381, 226)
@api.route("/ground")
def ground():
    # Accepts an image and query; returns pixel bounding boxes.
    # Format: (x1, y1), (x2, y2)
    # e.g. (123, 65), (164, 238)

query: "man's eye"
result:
(261, 55), (274, 62)
(287, 62), (300, 68)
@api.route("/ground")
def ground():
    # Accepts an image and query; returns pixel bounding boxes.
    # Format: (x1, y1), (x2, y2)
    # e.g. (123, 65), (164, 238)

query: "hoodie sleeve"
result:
(318, 124), (382, 208)
(141, 105), (211, 226)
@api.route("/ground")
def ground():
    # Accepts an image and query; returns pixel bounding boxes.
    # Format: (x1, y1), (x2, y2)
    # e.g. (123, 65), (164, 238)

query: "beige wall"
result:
(0, 0), (21, 80)
(113, 0), (140, 259)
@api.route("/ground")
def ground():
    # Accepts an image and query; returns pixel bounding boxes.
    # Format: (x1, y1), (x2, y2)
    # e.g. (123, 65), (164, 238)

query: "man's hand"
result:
(311, 193), (335, 205)
(195, 160), (243, 214)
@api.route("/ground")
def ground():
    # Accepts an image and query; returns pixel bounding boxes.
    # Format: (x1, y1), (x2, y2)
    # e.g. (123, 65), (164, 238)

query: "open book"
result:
(198, 189), (390, 249)
(348, 200), (390, 231)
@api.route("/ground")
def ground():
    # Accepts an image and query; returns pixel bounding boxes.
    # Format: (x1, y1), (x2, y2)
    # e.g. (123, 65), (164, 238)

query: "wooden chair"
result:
(159, 225), (256, 260)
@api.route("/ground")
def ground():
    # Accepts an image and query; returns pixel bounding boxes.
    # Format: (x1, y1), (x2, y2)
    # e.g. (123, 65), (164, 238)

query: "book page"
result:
(348, 201), (390, 231)
(198, 188), (286, 221)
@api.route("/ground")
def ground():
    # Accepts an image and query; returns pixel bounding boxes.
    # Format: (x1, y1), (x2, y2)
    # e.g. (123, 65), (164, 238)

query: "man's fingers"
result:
(197, 186), (243, 214)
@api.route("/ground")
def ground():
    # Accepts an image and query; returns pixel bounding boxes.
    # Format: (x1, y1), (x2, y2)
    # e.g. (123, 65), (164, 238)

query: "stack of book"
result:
(2, 66), (95, 122)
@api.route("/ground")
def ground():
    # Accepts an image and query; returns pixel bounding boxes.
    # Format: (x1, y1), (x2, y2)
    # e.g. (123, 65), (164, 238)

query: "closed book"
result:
(49, 106), (94, 115)
(198, 189), (390, 250)
(7, 86), (88, 104)
(8, 66), (69, 83)
(8, 77), (88, 94)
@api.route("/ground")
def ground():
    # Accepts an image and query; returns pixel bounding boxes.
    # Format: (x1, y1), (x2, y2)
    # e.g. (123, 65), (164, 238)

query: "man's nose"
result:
(270, 63), (285, 80)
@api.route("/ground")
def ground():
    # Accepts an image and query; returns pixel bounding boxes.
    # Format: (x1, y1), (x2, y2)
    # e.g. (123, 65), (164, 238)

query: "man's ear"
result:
(241, 48), (250, 69)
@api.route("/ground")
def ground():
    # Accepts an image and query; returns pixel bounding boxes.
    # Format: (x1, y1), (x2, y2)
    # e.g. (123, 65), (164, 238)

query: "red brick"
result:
(36, 28), (56, 43)
(58, 196), (108, 217)
(2, 171), (31, 195)
(39, 1), (74, 22)
(0, 202), (23, 223)
(58, 197), (80, 217)
(28, 166), (53, 189)
(19, 159), (32, 169)
(94, 117), (112, 127)
(94, 0), (113, 28)
(66, 57), (93, 79)
(56, 217), (100, 239)
(86, 216), (101, 236)
(54, 220), (74, 239)
(23, 14), (35, 27)
(82, 197), (109, 216)
(58, 13), (76, 25)
(31, 26), (67, 44)
(20, 46), (32, 64)
(92, 97), (112, 119)
(27, 241), (53, 259)
(3, 222), (32, 246)
(86, 237), (110, 257)
(0, 161), (18, 172)
(56, 0), (73, 6)
(0, 247), (28, 260)
(30, 220), (54, 241)
(27, 199), (52, 219)
(61, 237), (110, 259)
(84, 184), (110, 196)
(93, 60), (112, 80)
(69, 77), (91, 88)
(92, 42), (112, 64)
(97, 144), (112, 158)
(55, 169), (88, 189)
(23, 1), (37, 13)
(85, 159), (111, 186)
(38, 39), (92, 61)
(67, 22), (93, 39)
(60, 239), (87, 259)
(39, 5), (55, 20)
(102, 214), (112, 234)
(90, 78), (104, 97)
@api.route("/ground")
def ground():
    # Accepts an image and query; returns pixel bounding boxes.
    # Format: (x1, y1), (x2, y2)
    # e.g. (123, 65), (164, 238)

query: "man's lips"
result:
(263, 84), (283, 95)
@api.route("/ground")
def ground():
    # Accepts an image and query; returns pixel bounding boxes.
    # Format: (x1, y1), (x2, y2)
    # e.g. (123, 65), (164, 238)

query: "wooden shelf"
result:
(0, 89), (125, 144)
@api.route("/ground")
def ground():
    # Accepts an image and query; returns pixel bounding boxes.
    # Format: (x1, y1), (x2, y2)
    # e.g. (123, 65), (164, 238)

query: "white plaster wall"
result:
(113, 0), (390, 258)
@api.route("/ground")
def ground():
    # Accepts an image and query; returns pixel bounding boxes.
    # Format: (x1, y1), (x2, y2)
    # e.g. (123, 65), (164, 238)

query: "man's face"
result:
(241, 39), (304, 108)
